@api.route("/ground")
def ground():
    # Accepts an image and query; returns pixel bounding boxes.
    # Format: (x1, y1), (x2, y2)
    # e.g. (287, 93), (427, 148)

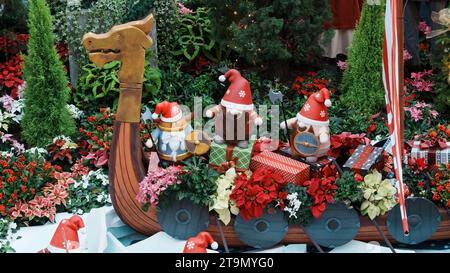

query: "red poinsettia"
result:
(302, 166), (338, 218)
(230, 168), (288, 221)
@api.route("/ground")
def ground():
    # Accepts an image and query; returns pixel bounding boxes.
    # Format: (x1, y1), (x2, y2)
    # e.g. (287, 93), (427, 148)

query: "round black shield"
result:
(234, 209), (288, 249)
(387, 197), (440, 245)
(157, 195), (210, 240)
(303, 202), (360, 248)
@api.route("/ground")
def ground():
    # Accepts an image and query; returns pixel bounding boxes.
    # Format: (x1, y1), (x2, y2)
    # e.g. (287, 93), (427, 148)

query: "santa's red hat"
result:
(47, 215), (85, 253)
(183, 232), (218, 253)
(297, 88), (332, 126)
(219, 69), (254, 111)
(152, 101), (182, 122)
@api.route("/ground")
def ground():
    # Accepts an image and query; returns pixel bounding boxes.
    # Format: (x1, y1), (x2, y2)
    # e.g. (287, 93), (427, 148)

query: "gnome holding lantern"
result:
(281, 88), (332, 162)
(206, 69), (262, 149)
(145, 101), (193, 162)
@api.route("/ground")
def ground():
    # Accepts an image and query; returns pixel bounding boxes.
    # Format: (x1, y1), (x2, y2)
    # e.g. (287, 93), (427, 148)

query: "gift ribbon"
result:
(419, 139), (448, 150)
(352, 145), (374, 172)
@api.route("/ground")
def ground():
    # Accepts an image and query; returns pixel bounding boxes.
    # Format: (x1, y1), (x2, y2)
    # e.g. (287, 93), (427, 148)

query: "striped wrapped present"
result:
(411, 140), (450, 165)
(250, 151), (310, 185)
(343, 145), (383, 176)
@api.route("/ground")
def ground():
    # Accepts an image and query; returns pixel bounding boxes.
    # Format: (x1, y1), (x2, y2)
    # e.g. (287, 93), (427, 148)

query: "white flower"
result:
(77, 209), (84, 215)
(10, 222), (17, 229)
(66, 104), (84, 120)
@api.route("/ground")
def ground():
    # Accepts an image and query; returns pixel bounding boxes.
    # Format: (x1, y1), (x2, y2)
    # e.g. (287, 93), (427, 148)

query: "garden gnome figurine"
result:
(183, 232), (218, 253)
(281, 88), (332, 162)
(145, 101), (193, 162)
(206, 69), (262, 149)
(40, 215), (85, 253)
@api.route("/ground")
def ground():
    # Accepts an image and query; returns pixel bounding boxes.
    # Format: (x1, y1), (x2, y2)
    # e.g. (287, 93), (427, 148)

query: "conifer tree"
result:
(339, 1), (386, 116)
(21, 0), (75, 147)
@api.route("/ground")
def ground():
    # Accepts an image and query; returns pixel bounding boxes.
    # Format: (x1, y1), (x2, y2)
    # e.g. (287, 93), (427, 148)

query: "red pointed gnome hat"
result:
(48, 215), (85, 253)
(297, 88), (332, 126)
(219, 69), (254, 111)
(183, 232), (218, 253)
(152, 101), (182, 122)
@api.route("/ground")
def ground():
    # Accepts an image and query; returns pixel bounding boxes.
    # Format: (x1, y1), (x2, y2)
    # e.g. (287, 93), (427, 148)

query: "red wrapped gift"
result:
(250, 151), (310, 185)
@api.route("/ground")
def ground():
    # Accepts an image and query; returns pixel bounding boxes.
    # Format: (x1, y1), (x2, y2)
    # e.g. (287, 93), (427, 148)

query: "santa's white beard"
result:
(160, 131), (186, 161)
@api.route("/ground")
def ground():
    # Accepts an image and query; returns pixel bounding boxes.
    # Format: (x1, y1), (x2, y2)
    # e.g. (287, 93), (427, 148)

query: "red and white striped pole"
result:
(382, 0), (410, 235)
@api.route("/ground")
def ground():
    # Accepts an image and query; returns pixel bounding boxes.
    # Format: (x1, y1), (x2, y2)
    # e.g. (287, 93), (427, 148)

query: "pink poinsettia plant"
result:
(136, 165), (184, 207)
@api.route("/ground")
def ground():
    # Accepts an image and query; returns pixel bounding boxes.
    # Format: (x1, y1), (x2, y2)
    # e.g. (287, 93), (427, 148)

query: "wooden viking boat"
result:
(82, 5), (450, 249)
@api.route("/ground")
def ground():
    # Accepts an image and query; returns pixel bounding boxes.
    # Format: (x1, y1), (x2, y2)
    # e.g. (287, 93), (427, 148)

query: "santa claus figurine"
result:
(146, 101), (193, 162)
(183, 232), (218, 253)
(206, 69), (262, 149)
(39, 215), (85, 253)
(281, 88), (332, 162)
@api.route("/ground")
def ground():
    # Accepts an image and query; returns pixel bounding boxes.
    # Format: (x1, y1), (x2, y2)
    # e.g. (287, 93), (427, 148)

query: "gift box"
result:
(209, 141), (254, 172)
(343, 145), (383, 176)
(279, 147), (336, 174)
(411, 140), (450, 165)
(250, 151), (310, 185)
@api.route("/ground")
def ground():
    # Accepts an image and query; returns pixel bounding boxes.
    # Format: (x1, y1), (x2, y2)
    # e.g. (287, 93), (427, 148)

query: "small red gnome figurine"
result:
(39, 215), (85, 253)
(281, 88), (332, 162)
(206, 69), (262, 149)
(183, 232), (218, 253)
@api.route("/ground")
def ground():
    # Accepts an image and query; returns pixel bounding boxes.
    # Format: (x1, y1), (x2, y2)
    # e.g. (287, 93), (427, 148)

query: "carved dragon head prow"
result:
(82, 14), (154, 84)
(82, 14), (154, 123)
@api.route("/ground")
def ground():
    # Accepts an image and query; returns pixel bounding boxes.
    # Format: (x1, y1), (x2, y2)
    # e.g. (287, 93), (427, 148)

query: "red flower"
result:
(21, 185), (27, 193)
(417, 181), (425, 188)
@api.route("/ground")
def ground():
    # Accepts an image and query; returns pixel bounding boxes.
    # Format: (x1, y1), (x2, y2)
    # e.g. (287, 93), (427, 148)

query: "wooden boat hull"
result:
(109, 121), (450, 247)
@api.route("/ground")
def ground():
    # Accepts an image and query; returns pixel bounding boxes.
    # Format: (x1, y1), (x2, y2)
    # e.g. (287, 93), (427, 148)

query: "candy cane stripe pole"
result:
(383, 0), (409, 235)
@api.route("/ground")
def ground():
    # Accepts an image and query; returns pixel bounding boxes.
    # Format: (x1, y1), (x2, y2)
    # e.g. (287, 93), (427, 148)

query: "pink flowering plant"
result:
(136, 165), (184, 211)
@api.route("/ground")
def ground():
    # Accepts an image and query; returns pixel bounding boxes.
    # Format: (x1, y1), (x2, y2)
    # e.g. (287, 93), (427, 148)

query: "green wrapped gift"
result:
(209, 141), (255, 171)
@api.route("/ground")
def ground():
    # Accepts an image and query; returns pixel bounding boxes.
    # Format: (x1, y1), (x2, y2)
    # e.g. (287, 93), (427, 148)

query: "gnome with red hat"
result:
(145, 101), (193, 162)
(206, 69), (262, 149)
(39, 215), (85, 253)
(183, 232), (218, 253)
(281, 88), (332, 162)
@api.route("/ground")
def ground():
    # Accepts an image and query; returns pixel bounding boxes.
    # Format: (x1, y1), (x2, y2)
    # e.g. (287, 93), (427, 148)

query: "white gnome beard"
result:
(227, 108), (243, 118)
(160, 131), (186, 161)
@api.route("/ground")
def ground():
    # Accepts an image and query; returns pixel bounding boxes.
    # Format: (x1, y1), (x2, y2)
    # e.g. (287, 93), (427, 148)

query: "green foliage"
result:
(0, 219), (20, 253)
(76, 51), (161, 111)
(194, 0), (331, 68)
(339, 1), (386, 116)
(432, 29), (450, 117)
(154, 0), (179, 68)
(46, 0), (68, 43)
(167, 157), (219, 207)
(0, 0), (28, 33)
(173, 8), (216, 62)
(334, 172), (363, 206)
(125, 0), (155, 22)
(21, 0), (76, 147)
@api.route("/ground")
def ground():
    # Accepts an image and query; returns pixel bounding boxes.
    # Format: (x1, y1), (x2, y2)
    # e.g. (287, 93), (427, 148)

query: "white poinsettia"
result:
(209, 168), (239, 225)
(0, 110), (14, 133)
(360, 170), (397, 220)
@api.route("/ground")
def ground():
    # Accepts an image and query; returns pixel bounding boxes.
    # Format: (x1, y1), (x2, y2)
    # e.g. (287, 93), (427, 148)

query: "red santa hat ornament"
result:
(47, 215), (85, 253)
(218, 69), (254, 111)
(297, 88), (332, 126)
(152, 101), (183, 122)
(183, 231), (218, 253)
